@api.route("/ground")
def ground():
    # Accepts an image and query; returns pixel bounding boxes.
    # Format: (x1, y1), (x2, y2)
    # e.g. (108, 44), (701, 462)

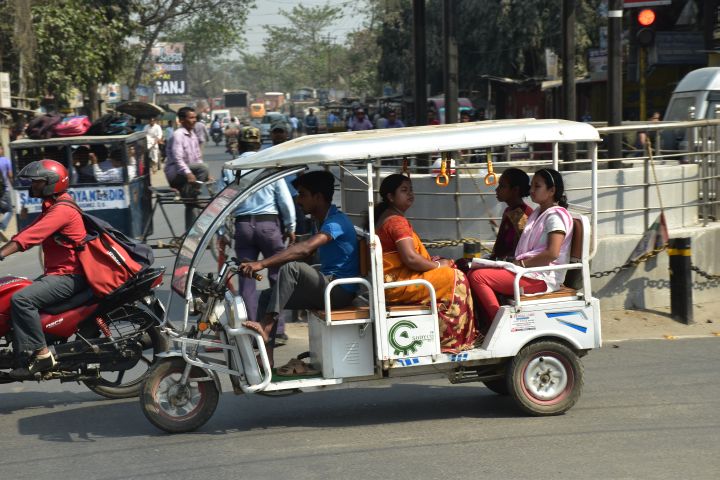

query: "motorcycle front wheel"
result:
(140, 357), (219, 433)
(83, 305), (168, 399)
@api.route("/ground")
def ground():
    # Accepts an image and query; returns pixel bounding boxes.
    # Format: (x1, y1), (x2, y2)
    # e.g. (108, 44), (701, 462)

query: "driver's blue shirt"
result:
(314, 204), (359, 292)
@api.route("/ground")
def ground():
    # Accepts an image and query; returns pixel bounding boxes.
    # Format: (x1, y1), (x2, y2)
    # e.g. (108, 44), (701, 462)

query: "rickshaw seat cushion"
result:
(312, 306), (370, 321)
(518, 286), (578, 302)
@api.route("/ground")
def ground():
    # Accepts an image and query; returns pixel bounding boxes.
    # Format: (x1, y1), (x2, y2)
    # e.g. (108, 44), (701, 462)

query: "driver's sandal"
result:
(9, 351), (57, 379)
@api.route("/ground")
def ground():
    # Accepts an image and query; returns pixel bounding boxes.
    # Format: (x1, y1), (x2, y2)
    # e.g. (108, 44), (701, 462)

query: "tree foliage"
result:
(32, 0), (133, 106)
(129, 0), (255, 98)
(232, 2), (381, 97)
(374, 0), (605, 95)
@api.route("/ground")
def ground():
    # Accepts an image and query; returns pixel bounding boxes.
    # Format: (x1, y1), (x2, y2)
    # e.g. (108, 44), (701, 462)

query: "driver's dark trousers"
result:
(11, 274), (88, 355)
(256, 262), (355, 346)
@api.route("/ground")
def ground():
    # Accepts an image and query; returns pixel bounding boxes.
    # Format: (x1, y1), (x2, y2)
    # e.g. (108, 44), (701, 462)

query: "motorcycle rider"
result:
(0, 160), (88, 378)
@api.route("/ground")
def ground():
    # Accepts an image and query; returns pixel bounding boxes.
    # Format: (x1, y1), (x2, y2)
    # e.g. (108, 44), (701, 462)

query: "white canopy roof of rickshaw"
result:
(228, 118), (600, 170)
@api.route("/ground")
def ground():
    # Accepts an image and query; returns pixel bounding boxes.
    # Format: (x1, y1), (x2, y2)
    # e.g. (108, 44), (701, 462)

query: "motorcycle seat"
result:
(41, 289), (97, 315)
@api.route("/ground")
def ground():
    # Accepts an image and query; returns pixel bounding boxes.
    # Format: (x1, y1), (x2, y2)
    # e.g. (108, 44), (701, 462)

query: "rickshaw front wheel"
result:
(140, 358), (219, 433)
(508, 340), (584, 416)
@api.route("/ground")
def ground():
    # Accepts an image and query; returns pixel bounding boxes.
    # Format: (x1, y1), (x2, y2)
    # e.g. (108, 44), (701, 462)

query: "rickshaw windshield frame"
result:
(169, 166), (305, 302)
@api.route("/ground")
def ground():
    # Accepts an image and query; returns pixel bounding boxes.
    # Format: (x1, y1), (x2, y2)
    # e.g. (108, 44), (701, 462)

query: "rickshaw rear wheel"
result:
(508, 340), (584, 416)
(140, 358), (219, 433)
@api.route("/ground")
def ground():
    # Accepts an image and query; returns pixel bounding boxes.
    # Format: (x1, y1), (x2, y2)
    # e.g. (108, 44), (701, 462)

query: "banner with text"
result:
(16, 186), (130, 214)
(151, 42), (187, 97)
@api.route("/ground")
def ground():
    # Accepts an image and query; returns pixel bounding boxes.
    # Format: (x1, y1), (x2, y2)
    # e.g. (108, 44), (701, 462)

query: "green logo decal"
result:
(389, 320), (423, 356)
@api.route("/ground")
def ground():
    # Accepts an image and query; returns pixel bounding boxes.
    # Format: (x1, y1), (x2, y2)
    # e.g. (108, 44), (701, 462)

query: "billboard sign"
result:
(151, 42), (188, 96)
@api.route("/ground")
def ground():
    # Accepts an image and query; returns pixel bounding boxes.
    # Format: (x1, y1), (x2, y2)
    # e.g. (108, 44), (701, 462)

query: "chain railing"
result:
(589, 246), (667, 278)
(690, 265), (720, 281)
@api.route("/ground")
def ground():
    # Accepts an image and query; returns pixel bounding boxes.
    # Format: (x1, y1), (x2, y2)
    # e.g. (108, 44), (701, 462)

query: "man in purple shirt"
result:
(347, 108), (374, 131)
(164, 107), (209, 230)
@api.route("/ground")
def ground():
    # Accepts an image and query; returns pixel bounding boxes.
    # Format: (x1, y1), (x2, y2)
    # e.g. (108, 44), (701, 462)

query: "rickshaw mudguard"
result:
(483, 300), (601, 359)
(156, 351), (222, 392)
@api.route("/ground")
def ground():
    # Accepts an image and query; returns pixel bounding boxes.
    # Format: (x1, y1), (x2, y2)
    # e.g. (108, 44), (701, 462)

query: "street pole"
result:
(443, 0), (458, 125)
(562, 0), (577, 165)
(608, 0), (624, 167)
(639, 46), (646, 122)
(413, 0), (427, 126)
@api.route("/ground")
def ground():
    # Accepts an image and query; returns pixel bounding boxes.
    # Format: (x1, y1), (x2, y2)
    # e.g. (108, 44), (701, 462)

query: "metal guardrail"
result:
(339, 119), (720, 234)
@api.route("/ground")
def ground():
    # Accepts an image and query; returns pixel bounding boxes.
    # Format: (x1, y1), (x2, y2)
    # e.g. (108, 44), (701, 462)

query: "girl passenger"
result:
(490, 167), (533, 261)
(467, 168), (573, 329)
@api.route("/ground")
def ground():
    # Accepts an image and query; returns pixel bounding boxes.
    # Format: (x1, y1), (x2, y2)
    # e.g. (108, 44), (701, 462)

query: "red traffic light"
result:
(637, 8), (656, 27)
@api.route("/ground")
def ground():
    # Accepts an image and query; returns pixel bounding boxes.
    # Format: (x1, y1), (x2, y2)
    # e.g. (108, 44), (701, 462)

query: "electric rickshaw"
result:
(139, 119), (602, 433)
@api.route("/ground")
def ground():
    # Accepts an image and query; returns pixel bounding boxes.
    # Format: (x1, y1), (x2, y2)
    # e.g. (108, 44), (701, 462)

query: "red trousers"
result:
(467, 268), (547, 330)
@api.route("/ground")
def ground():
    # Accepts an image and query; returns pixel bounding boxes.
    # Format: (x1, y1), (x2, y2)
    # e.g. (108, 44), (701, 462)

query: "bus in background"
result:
(250, 103), (266, 120)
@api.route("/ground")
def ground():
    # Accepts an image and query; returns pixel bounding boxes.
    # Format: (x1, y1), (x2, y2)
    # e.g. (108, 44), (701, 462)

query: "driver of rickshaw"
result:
(239, 171), (359, 369)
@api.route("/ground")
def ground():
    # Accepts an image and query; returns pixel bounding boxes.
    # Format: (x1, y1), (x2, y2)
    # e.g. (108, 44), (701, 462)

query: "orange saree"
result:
(377, 215), (478, 352)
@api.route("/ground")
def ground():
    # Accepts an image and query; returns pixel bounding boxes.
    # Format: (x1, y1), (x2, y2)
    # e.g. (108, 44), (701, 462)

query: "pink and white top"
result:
(514, 206), (574, 292)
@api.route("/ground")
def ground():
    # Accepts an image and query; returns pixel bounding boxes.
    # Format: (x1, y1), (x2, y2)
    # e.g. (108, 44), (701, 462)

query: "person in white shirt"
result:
(144, 117), (164, 172)
(91, 148), (134, 183)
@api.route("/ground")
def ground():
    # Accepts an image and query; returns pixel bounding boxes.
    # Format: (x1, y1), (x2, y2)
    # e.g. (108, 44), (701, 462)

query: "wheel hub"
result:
(167, 383), (191, 408)
(156, 373), (202, 417)
(524, 355), (568, 401)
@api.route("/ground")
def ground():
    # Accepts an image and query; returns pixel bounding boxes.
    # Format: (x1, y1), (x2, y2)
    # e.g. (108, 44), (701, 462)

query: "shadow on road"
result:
(17, 383), (517, 440)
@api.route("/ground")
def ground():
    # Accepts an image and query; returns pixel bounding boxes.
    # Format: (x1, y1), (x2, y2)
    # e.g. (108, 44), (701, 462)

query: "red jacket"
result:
(12, 193), (86, 276)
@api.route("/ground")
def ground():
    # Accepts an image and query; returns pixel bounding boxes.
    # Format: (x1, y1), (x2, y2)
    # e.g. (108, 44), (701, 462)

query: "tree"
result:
(31, 0), (134, 116)
(129, 0), (255, 99)
(373, 0), (605, 95)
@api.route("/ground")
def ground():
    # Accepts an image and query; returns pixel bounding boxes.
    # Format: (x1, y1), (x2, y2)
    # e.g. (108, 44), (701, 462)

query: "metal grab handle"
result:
(435, 157), (450, 187)
(484, 152), (497, 186)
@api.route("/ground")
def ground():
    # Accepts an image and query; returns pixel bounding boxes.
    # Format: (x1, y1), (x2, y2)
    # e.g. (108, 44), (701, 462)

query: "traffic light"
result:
(636, 8), (656, 47)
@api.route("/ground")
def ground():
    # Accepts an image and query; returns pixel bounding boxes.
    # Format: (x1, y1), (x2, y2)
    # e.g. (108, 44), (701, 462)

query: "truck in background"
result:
(223, 90), (250, 120)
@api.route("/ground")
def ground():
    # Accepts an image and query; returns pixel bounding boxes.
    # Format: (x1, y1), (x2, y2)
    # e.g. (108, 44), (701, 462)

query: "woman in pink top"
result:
(467, 168), (573, 331)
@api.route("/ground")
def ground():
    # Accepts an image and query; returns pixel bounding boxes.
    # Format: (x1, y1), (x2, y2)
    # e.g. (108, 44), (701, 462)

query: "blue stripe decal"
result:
(557, 319), (587, 333)
(546, 311), (581, 318)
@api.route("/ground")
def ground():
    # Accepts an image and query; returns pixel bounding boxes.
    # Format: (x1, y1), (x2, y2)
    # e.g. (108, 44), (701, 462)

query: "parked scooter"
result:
(0, 267), (168, 399)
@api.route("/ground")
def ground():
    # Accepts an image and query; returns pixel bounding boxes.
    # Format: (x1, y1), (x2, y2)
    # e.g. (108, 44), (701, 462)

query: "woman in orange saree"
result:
(375, 174), (478, 352)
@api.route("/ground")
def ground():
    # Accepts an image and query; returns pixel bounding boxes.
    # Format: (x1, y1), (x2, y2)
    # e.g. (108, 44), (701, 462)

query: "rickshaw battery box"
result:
(308, 315), (374, 378)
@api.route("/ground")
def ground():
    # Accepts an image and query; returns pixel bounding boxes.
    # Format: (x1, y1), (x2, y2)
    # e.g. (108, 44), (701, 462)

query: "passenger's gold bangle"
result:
(435, 261), (441, 269)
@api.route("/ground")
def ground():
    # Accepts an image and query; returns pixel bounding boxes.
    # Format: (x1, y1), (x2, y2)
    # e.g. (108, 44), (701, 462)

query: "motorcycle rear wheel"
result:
(83, 306), (168, 399)
(141, 357), (219, 433)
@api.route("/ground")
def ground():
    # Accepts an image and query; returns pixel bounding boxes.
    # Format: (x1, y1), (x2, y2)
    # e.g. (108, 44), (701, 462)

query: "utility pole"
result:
(412, 0), (427, 126)
(608, 0), (624, 167)
(562, 0), (577, 165)
(443, 0), (458, 124)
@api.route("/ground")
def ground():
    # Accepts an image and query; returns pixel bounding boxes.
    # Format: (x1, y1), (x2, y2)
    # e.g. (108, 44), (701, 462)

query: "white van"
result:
(663, 67), (720, 150)
(210, 109), (231, 123)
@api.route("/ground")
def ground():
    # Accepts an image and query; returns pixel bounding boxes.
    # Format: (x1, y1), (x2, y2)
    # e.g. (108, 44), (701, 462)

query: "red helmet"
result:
(19, 159), (70, 197)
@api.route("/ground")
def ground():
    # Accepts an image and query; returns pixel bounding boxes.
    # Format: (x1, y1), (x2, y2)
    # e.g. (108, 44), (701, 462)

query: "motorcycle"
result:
(211, 129), (223, 146)
(0, 267), (168, 399)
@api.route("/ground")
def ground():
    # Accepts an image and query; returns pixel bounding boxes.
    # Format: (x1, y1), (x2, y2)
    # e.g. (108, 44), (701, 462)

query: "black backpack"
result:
(25, 113), (63, 139)
(86, 113), (134, 136)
